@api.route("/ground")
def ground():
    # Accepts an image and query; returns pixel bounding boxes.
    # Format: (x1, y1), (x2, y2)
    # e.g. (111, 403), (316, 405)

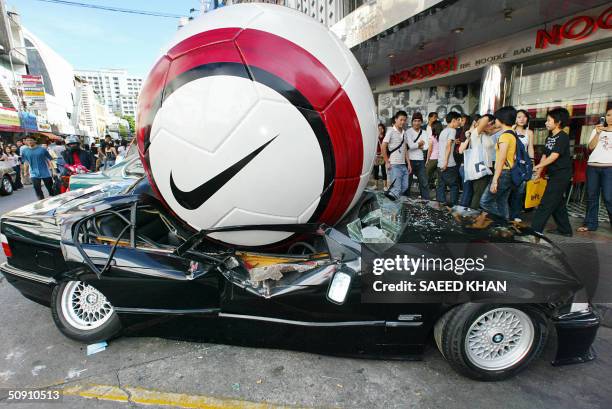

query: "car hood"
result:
(3, 180), (136, 222)
(346, 193), (586, 301)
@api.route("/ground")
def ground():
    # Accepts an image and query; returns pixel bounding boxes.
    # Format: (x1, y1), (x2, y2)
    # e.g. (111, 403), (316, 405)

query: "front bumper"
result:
(0, 262), (56, 306)
(552, 308), (600, 366)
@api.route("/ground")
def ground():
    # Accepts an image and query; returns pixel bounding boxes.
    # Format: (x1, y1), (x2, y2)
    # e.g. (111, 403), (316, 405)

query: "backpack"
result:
(504, 130), (532, 186)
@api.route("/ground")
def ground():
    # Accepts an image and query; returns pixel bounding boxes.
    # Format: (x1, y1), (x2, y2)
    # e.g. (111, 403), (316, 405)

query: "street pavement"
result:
(0, 186), (611, 409)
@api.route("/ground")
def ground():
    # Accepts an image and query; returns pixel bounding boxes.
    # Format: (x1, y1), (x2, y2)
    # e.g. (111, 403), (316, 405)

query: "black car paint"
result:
(0, 180), (599, 364)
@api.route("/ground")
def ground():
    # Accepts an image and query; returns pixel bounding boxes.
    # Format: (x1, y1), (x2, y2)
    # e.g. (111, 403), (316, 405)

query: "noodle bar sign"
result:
(389, 56), (458, 86)
(535, 6), (612, 49)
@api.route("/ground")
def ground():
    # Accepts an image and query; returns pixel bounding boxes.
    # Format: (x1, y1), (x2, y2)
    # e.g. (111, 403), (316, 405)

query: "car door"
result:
(66, 200), (220, 312)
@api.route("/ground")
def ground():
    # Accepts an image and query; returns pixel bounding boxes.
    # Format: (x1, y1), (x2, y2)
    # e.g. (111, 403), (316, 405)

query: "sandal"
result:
(576, 226), (595, 232)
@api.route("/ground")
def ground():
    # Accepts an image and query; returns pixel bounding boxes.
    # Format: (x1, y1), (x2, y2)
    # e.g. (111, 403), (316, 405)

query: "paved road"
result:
(0, 187), (611, 409)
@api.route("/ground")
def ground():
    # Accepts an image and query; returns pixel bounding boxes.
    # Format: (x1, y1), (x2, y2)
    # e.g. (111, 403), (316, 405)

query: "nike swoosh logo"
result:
(170, 136), (278, 210)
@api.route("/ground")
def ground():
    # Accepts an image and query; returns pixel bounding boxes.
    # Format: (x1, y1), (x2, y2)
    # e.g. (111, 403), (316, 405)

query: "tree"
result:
(119, 124), (128, 138)
(121, 115), (135, 133)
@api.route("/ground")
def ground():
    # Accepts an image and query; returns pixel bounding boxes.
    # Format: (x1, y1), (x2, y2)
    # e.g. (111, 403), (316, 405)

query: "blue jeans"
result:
(583, 165), (612, 230)
(408, 160), (430, 199)
(509, 180), (526, 220)
(459, 164), (473, 207)
(389, 164), (409, 199)
(436, 166), (459, 205)
(480, 170), (515, 219)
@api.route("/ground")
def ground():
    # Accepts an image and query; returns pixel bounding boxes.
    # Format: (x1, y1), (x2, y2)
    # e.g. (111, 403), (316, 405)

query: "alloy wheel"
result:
(60, 281), (114, 331)
(465, 307), (534, 370)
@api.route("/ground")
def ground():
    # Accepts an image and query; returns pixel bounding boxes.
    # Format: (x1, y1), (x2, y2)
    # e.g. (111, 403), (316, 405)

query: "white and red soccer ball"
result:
(137, 4), (377, 246)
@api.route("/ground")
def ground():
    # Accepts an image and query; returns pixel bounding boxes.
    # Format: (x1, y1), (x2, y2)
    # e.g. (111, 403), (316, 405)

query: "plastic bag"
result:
(463, 140), (492, 181)
(525, 178), (547, 208)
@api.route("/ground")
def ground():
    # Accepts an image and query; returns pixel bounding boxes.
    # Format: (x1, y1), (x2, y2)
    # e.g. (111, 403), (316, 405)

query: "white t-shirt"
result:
(406, 127), (429, 160)
(516, 131), (529, 148)
(588, 129), (612, 165)
(2, 154), (17, 168)
(437, 127), (456, 168)
(383, 126), (406, 165)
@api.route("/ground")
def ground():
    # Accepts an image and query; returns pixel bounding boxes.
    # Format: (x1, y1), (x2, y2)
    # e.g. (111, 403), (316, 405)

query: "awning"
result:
(30, 132), (62, 141)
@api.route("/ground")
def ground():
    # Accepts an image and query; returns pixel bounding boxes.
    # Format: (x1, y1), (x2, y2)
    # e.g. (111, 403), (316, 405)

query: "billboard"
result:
(21, 74), (47, 110)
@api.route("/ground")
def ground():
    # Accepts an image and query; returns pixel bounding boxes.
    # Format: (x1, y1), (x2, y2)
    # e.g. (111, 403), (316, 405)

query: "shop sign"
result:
(535, 6), (612, 49)
(376, 4), (612, 92)
(0, 107), (22, 132)
(37, 121), (52, 132)
(390, 57), (458, 86)
(21, 75), (47, 109)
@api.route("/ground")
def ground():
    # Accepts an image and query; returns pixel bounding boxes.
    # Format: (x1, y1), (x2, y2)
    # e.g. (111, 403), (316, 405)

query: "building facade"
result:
(74, 68), (142, 117)
(0, 3), (27, 140)
(226, 0), (344, 27)
(23, 29), (76, 135)
(332, 0), (612, 166)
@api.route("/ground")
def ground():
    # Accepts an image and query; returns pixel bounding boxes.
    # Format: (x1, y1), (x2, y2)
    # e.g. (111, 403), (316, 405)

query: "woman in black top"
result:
(531, 108), (573, 236)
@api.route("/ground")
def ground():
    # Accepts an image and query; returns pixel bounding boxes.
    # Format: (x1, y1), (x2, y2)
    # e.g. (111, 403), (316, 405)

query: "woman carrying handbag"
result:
(458, 114), (495, 209)
(372, 123), (388, 190)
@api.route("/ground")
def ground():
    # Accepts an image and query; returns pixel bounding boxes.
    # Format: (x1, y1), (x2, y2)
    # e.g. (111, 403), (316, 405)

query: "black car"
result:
(0, 178), (600, 381)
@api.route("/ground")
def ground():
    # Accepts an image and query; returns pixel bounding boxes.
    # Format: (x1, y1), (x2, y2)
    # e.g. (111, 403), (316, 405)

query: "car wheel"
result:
(51, 281), (122, 343)
(437, 304), (548, 381)
(0, 175), (13, 195)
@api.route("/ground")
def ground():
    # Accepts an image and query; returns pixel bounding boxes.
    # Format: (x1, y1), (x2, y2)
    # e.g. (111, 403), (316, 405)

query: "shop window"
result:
(511, 47), (612, 157)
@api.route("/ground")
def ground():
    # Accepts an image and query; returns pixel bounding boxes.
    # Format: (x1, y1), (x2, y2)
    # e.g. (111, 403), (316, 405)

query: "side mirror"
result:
(327, 269), (354, 305)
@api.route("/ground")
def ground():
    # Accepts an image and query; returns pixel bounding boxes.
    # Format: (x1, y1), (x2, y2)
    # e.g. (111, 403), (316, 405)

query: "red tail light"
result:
(1, 233), (12, 258)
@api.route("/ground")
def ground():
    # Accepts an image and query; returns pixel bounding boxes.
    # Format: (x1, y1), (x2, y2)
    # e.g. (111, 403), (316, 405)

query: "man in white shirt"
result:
(406, 112), (430, 199)
(382, 111), (410, 199)
(436, 112), (461, 205)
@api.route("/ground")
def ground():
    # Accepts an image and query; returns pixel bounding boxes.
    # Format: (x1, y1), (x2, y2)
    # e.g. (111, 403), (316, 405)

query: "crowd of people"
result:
(0, 134), (130, 201)
(374, 106), (612, 235)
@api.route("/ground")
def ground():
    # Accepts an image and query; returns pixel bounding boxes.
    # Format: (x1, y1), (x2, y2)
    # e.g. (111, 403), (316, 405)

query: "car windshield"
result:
(100, 156), (144, 179)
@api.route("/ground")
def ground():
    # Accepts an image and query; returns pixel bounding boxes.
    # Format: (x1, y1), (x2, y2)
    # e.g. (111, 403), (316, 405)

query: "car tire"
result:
(438, 303), (548, 381)
(51, 281), (122, 343)
(0, 175), (13, 195)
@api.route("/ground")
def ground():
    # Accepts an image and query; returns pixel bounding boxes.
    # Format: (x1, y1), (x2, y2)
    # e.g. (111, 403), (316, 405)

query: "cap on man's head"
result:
(412, 112), (423, 122)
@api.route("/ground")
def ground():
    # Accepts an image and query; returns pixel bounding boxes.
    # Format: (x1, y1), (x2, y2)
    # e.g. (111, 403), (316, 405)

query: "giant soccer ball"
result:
(137, 4), (377, 246)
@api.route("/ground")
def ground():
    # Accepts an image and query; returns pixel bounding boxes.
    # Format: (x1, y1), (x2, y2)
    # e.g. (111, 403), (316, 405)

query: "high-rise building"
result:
(74, 68), (142, 117)
(288, 0), (344, 27)
(225, 0), (344, 28)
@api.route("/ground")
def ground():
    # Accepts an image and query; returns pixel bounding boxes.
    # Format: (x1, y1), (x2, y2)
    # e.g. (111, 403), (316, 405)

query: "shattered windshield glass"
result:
(347, 192), (407, 244)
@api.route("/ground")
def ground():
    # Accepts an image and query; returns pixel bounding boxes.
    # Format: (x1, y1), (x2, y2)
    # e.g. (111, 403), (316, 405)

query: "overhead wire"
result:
(30, 0), (188, 19)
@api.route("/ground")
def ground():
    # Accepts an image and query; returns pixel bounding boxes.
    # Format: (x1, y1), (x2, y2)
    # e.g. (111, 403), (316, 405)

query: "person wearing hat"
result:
(61, 135), (95, 173)
(405, 112), (430, 199)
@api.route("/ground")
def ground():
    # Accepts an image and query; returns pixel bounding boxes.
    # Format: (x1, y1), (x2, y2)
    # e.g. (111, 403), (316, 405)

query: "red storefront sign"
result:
(535, 6), (612, 49)
(389, 56), (458, 86)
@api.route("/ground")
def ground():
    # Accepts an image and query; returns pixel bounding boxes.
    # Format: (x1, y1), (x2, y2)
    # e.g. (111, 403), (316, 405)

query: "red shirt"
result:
(72, 151), (81, 166)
